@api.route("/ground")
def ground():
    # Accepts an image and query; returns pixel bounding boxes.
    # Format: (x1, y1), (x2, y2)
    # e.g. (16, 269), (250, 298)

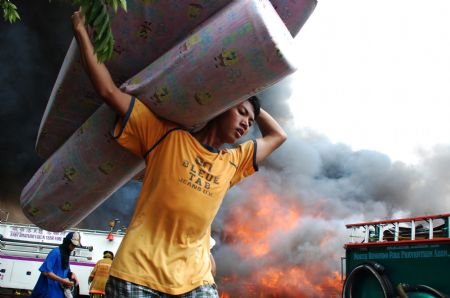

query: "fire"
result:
(223, 190), (301, 257)
(216, 182), (342, 297)
(219, 266), (342, 297)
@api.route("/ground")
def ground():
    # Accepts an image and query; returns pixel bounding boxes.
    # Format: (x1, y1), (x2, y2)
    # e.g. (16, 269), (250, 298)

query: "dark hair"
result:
(248, 96), (261, 118)
(103, 250), (114, 260)
(59, 237), (72, 269)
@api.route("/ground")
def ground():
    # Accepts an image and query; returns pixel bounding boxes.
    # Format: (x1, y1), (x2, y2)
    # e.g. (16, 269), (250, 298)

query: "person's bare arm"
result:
(71, 10), (130, 116)
(255, 109), (287, 164)
(42, 272), (73, 287)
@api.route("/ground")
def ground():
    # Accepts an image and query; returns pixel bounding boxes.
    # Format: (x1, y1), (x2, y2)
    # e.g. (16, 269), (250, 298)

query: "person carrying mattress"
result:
(72, 10), (286, 298)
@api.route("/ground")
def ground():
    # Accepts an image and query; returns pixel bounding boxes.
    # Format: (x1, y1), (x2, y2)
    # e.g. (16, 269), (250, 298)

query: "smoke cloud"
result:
(211, 78), (450, 296)
(0, 0), (73, 219)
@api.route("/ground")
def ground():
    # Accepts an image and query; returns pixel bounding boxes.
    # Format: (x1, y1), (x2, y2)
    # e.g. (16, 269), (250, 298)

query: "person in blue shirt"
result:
(30, 232), (81, 298)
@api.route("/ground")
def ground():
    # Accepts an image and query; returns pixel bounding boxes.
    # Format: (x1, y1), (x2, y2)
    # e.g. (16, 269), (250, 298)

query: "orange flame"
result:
(219, 267), (342, 297)
(224, 191), (301, 257)
(217, 182), (342, 297)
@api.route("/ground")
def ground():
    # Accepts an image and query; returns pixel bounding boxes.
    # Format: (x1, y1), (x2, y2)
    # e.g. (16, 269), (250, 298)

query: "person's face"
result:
(69, 243), (76, 251)
(216, 100), (255, 144)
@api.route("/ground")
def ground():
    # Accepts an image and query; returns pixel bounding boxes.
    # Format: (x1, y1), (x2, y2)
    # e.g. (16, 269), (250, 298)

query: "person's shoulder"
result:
(222, 139), (255, 152)
(45, 247), (60, 261)
(98, 257), (112, 263)
(133, 98), (155, 117)
(134, 98), (178, 128)
(49, 246), (60, 255)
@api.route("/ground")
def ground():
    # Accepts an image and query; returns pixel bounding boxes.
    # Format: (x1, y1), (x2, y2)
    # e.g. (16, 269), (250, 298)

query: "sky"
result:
(289, 0), (450, 164)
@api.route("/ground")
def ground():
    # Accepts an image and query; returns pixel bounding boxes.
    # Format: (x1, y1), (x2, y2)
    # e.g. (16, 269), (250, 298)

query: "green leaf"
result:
(2, 0), (20, 23)
(87, 0), (102, 25)
(111, 0), (118, 13)
(94, 29), (113, 62)
(2, 0), (129, 62)
(97, 29), (112, 51)
(106, 37), (114, 59)
(92, 6), (107, 28)
(97, 11), (110, 39)
(81, 2), (91, 18)
(119, 0), (127, 12)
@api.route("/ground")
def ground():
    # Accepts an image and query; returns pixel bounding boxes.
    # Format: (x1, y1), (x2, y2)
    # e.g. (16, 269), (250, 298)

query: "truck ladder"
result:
(346, 213), (450, 244)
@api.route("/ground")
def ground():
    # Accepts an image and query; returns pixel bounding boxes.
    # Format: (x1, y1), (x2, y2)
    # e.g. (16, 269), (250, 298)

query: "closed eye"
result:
(240, 107), (254, 126)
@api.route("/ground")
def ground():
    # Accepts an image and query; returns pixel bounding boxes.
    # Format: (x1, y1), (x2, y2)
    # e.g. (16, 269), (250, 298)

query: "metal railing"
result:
(346, 214), (450, 244)
(0, 236), (93, 262)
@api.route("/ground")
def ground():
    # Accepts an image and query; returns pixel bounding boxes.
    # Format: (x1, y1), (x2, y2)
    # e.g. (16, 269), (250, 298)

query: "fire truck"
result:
(0, 218), (124, 297)
(342, 213), (450, 298)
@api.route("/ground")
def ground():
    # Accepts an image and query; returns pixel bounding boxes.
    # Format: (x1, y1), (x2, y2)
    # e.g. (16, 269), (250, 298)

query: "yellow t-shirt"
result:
(109, 98), (257, 294)
(89, 258), (112, 294)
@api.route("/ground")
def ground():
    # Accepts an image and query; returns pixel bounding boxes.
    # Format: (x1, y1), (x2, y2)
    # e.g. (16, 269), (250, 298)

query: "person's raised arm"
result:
(71, 10), (130, 116)
(255, 109), (287, 164)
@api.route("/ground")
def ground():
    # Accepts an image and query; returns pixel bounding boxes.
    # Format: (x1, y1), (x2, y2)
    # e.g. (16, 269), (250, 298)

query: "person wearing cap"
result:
(30, 232), (81, 298)
(88, 251), (114, 298)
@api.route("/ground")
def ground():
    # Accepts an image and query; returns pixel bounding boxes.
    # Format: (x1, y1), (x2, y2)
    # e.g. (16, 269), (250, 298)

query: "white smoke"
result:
(212, 78), (450, 296)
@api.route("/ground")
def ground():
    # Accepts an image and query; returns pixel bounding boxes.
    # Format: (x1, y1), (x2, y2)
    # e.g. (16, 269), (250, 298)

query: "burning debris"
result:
(213, 182), (342, 297)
